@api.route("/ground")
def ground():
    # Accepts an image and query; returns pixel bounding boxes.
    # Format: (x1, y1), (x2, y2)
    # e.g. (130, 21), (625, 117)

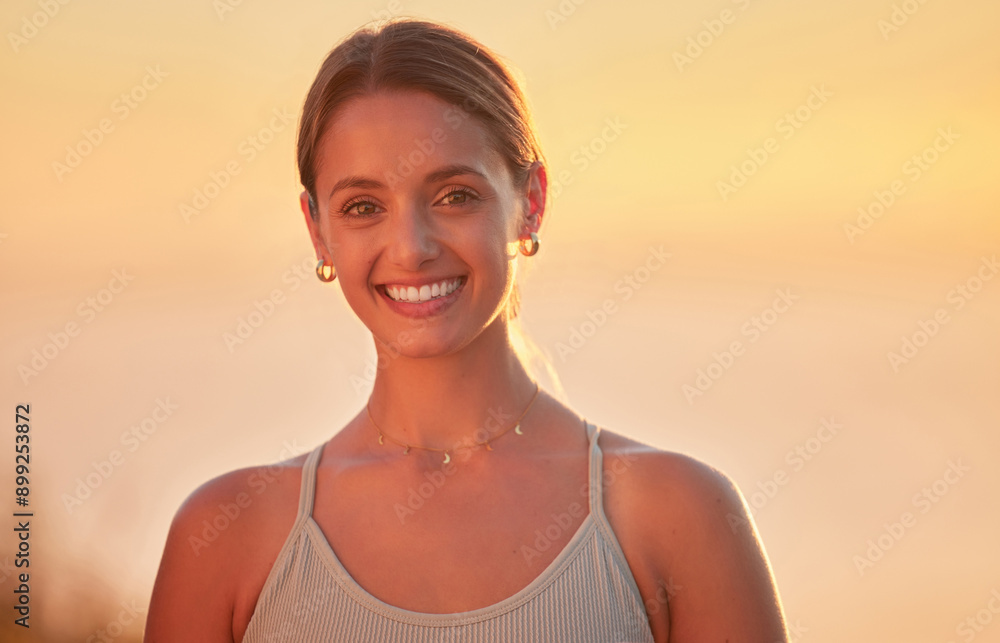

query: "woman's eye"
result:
(341, 200), (379, 217)
(440, 188), (477, 206)
(339, 189), (476, 217)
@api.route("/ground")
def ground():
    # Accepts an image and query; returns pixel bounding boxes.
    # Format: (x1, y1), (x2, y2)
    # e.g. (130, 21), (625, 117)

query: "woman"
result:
(146, 18), (789, 642)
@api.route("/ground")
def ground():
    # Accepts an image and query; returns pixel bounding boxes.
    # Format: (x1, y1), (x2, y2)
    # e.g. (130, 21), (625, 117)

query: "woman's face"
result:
(303, 89), (544, 358)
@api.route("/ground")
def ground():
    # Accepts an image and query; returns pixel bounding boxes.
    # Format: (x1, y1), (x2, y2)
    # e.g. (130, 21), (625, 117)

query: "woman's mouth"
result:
(378, 276), (467, 318)
(384, 276), (464, 303)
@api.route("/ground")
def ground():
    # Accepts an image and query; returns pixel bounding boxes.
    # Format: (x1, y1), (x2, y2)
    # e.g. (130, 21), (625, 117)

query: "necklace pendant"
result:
(377, 433), (384, 446)
(443, 451), (451, 464)
(484, 442), (493, 451)
(403, 445), (411, 455)
(514, 423), (523, 435)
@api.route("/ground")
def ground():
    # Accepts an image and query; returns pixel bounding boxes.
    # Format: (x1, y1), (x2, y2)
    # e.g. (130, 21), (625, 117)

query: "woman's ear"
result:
(524, 161), (547, 232)
(300, 190), (329, 261)
(301, 190), (317, 219)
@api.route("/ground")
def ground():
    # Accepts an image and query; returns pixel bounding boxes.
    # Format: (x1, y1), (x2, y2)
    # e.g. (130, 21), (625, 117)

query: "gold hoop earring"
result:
(316, 259), (336, 282)
(518, 232), (539, 257)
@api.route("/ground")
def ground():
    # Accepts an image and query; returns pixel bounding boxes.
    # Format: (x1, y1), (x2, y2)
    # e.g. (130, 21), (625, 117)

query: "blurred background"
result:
(1, 0), (998, 640)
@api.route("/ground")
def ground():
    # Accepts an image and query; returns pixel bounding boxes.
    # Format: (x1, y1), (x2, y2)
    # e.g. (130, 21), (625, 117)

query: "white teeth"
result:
(385, 278), (462, 302)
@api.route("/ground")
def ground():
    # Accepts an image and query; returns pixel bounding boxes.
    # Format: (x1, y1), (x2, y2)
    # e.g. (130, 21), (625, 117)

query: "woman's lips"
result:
(384, 276), (464, 303)
(378, 276), (466, 318)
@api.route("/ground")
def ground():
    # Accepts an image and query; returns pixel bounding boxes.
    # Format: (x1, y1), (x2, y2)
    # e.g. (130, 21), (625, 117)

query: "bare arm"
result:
(144, 474), (245, 642)
(638, 453), (790, 642)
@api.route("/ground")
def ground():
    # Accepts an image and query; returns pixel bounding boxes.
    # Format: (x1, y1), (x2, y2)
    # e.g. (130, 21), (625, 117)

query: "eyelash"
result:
(338, 186), (479, 218)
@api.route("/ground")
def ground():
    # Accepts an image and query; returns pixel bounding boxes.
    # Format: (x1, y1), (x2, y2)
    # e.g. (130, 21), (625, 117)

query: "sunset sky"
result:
(1, 0), (998, 641)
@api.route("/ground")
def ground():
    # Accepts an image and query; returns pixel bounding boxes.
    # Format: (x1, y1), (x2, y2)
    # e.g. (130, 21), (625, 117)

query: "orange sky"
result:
(1, 1), (998, 641)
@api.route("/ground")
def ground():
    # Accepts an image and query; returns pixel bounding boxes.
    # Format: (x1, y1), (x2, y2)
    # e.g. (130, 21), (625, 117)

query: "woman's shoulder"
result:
(592, 426), (759, 582)
(173, 451), (313, 546)
(145, 450), (317, 641)
(187, 449), (313, 507)
(594, 426), (789, 641)
(595, 427), (744, 514)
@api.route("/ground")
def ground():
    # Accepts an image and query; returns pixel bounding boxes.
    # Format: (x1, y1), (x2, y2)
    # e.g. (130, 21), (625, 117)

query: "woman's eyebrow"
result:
(328, 164), (488, 200)
(328, 176), (383, 200)
(423, 164), (487, 184)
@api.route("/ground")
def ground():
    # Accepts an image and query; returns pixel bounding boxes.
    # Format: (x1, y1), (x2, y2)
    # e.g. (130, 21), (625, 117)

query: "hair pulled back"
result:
(297, 18), (547, 321)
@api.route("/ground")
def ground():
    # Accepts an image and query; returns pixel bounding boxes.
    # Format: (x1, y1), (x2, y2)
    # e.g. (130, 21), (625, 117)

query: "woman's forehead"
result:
(331, 90), (460, 134)
(315, 90), (509, 196)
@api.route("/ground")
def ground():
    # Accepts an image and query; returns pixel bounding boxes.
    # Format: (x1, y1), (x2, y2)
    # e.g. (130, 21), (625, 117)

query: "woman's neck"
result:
(364, 320), (538, 454)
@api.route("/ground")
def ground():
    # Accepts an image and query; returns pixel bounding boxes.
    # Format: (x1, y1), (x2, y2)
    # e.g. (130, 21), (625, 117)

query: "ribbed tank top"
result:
(242, 421), (656, 642)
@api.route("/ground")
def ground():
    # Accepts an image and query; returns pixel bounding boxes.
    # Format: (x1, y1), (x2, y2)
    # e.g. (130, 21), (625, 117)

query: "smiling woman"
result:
(144, 18), (790, 643)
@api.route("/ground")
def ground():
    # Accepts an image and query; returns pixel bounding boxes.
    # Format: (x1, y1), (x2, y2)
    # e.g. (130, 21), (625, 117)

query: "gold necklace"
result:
(365, 382), (541, 464)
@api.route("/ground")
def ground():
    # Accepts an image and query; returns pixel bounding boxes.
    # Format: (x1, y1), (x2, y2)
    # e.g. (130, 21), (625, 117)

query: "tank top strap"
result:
(584, 420), (604, 518)
(295, 442), (325, 523)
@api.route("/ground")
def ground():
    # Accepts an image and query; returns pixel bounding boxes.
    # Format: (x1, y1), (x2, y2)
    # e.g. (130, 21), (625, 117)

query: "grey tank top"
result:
(242, 421), (657, 642)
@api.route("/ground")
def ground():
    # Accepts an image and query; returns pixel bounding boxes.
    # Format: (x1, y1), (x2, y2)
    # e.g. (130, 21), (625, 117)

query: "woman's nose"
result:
(384, 203), (440, 270)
